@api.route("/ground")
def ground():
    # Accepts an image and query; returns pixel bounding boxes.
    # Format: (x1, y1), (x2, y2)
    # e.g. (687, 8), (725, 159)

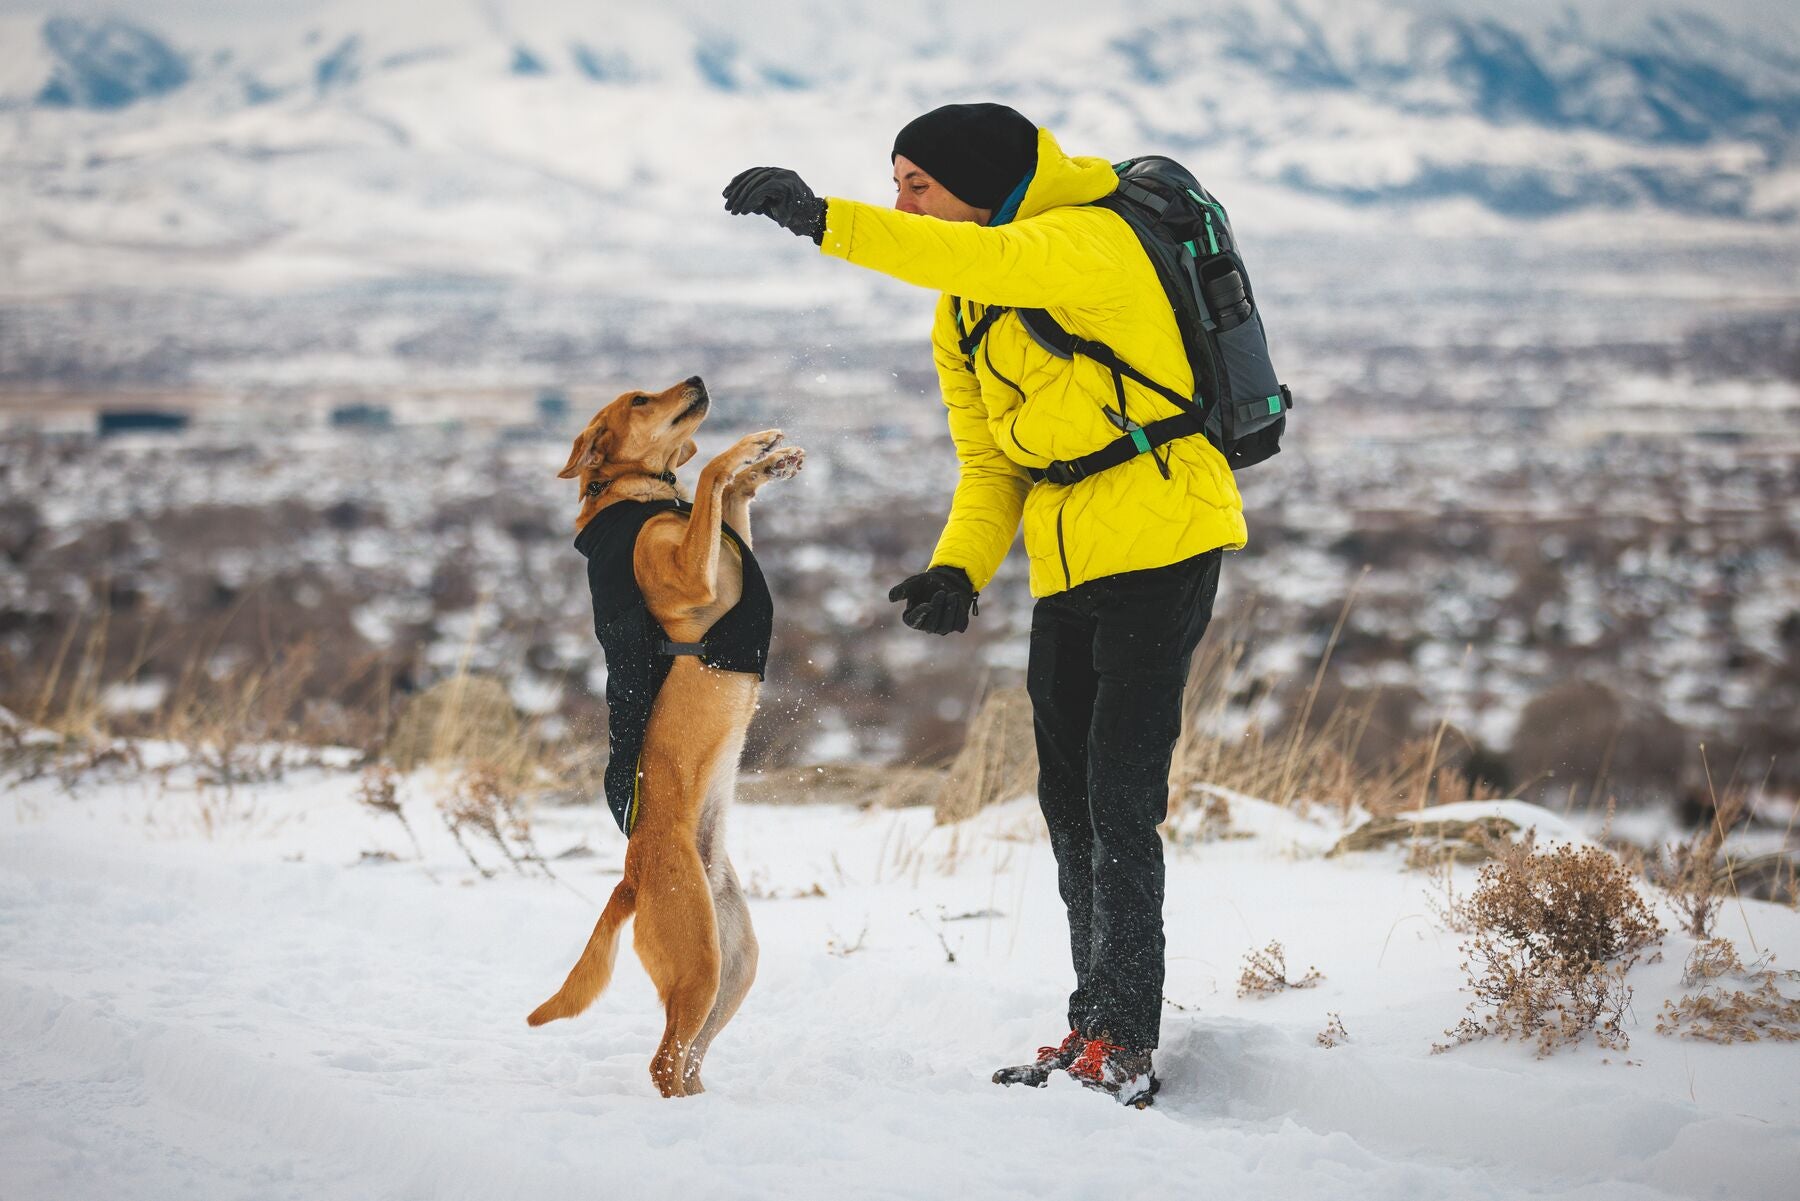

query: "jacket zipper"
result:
(1055, 503), (1072, 591)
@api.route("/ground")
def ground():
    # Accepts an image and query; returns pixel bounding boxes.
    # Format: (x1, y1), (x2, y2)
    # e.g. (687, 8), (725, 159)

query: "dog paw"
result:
(762, 447), (805, 480)
(741, 430), (785, 464)
(727, 447), (805, 497)
(709, 430), (785, 481)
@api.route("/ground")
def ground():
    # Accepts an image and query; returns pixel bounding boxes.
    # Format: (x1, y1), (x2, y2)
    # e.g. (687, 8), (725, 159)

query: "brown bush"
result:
(1436, 831), (1664, 1056)
(439, 761), (545, 878)
(1237, 940), (1323, 999)
(1649, 790), (1748, 939)
(1658, 940), (1800, 1044)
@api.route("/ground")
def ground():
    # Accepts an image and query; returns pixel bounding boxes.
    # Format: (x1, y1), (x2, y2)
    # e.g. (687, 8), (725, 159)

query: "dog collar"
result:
(586, 469), (679, 497)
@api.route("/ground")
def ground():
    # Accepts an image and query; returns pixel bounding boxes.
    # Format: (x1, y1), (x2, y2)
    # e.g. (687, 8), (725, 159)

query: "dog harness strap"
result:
(658, 640), (707, 656)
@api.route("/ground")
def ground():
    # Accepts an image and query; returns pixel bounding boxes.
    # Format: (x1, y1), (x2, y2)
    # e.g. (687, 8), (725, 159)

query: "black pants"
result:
(1026, 550), (1221, 1052)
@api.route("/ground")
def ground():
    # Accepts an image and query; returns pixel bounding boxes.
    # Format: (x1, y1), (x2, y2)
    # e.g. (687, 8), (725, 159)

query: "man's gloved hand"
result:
(723, 167), (827, 243)
(887, 565), (979, 635)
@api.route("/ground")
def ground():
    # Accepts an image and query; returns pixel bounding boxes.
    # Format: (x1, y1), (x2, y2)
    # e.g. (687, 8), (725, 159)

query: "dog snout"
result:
(684, 376), (707, 402)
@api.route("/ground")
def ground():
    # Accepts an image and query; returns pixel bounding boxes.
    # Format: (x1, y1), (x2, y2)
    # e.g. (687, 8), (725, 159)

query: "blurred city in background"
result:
(2, 0), (1796, 811)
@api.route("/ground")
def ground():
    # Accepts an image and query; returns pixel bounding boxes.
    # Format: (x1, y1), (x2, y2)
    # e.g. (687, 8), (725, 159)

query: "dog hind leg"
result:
(635, 843), (721, 1097)
(683, 853), (758, 1094)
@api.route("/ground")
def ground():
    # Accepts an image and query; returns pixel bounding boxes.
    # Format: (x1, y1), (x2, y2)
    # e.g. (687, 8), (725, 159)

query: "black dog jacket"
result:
(574, 499), (772, 835)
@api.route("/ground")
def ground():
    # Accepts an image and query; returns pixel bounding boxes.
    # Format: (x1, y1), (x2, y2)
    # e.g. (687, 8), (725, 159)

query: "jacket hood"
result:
(1011, 129), (1118, 224)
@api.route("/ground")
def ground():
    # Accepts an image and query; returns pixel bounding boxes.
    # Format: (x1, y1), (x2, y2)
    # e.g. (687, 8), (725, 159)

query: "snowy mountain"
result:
(1, 0), (1797, 296)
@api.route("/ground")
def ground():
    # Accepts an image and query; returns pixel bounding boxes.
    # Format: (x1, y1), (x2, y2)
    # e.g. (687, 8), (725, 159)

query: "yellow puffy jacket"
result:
(820, 128), (1247, 598)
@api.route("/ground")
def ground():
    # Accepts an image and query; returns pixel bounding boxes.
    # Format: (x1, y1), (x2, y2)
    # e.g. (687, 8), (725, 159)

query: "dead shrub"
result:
(356, 764), (424, 860)
(1648, 790), (1748, 939)
(439, 761), (547, 878)
(1435, 831), (1664, 1056)
(1680, 937), (1744, 985)
(1237, 940), (1323, 998)
(1316, 1012), (1350, 1049)
(1657, 952), (1800, 1044)
(1418, 848), (1476, 934)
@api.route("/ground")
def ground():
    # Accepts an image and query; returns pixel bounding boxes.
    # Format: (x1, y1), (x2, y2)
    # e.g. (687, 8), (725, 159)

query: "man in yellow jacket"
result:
(725, 103), (1246, 1106)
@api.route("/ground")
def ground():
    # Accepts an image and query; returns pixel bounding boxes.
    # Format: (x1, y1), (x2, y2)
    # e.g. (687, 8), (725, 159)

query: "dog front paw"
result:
(761, 447), (805, 481)
(728, 447), (806, 497)
(706, 430), (784, 481)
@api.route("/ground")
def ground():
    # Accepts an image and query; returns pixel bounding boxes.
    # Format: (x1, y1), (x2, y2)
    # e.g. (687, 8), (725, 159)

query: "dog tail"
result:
(527, 880), (637, 1027)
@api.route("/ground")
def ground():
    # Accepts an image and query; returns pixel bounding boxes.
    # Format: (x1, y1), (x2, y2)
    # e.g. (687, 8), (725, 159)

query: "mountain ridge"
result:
(1, 0), (1795, 297)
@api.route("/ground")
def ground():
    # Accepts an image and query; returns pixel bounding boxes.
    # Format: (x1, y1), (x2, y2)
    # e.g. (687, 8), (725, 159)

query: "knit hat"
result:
(891, 103), (1038, 210)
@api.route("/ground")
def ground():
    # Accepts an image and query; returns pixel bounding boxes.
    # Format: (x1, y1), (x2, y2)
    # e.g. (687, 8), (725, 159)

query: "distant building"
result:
(97, 408), (188, 436)
(330, 403), (393, 429)
(537, 390), (570, 425)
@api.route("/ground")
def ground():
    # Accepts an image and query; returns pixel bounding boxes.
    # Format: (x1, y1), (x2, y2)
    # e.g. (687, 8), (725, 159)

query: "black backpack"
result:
(954, 156), (1291, 484)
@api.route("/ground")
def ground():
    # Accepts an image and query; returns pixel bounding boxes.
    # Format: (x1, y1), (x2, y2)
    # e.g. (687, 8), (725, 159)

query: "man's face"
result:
(892, 155), (993, 224)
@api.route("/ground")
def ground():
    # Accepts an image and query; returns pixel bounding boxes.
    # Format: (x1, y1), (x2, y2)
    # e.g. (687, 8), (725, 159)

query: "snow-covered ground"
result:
(3, 755), (1798, 1200)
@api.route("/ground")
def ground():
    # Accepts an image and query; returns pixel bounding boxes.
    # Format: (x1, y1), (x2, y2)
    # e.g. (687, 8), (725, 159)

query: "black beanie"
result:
(891, 102), (1037, 210)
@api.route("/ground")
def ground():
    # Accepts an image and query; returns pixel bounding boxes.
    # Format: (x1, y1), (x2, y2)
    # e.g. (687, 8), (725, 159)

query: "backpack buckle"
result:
(1045, 460), (1084, 486)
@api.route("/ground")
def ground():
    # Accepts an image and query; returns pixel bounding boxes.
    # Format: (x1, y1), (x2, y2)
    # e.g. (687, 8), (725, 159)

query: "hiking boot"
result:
(1067, 1037), (1159, 1107)
(991, 1028), (1086, 1088)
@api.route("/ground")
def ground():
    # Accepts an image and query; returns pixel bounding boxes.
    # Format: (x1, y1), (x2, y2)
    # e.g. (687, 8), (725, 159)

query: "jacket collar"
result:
(1008, 128), (1119, 223)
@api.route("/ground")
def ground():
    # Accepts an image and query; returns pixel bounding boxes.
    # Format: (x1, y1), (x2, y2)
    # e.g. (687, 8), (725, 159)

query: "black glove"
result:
(722, 167), (827, 243)
(887, 566), (979, 636)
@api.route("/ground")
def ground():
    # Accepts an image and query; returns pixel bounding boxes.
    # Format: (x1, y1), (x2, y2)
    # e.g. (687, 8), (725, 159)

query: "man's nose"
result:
(895, 195), (918, 215)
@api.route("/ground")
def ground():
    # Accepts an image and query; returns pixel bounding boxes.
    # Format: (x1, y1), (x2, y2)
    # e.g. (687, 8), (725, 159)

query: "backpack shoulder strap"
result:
(950, 295), (1010, 373)
(1017, 307), (1193, 413)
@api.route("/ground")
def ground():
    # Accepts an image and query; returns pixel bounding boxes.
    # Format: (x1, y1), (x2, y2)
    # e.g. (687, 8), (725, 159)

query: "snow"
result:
(4, 750), (1798, 1200)
(2, 0), (1797, 302)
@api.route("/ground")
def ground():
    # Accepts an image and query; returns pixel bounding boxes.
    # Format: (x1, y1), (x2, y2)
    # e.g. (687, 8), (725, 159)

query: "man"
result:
(724, 103), (1246, 1106)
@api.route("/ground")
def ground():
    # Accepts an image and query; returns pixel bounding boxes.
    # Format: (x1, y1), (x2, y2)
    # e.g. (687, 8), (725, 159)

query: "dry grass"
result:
(1165, 785), (1245, 846)
(1647, 770), (1757, 938)
(932, 685), (1035, 824)
(1237, 940), (1324, 998)
(1435, 831), (1664, 1056)
(1330, 813), (1520, 861)
(0, 584), (577, 801)
(1166, 601), (1507, 826)
(1316, 1012), (1350, 1049)
(737, 762), (943, 809)
(1657, 941), (1800, 1044)
(355, 764), (426, 860)
(1419, 847), (1477, 934)
(922, 593), (1519, 832)
(438, 760), (551, 879)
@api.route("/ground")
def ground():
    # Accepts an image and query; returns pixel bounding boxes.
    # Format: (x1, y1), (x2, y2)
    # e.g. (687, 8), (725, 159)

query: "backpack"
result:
(955, 156), (1291, 485)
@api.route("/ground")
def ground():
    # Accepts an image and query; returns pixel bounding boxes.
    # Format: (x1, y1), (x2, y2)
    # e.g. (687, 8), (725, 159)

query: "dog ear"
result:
(557, 426), (613, 479)
(675, 439), (698, 468)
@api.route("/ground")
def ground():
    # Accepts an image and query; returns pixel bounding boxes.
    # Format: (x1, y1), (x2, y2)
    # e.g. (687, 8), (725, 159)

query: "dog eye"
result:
(631, 395), (649, 407)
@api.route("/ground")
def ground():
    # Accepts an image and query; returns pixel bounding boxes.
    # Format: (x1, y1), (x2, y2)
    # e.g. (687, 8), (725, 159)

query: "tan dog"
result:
(528, 376), (803, 1097)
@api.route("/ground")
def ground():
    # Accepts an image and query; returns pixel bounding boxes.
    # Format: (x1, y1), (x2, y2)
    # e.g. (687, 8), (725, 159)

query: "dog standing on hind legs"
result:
(527, 375), (803, 1097)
